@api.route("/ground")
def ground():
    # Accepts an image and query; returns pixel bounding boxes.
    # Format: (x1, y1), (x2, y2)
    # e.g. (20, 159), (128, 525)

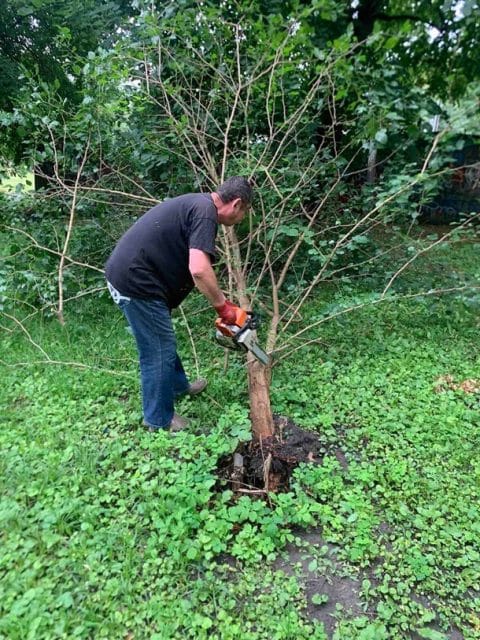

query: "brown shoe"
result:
(144, 413), (189, 433)
(186, 378), (208, 396)
(169, 413), (190, 432)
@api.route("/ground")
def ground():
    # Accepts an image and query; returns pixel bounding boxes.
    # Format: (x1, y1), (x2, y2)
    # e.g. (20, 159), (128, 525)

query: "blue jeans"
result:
(112, 292), (189, 429)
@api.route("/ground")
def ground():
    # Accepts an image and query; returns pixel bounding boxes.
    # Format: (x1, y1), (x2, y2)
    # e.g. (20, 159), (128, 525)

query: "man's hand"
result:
(214, 300), (242, 325)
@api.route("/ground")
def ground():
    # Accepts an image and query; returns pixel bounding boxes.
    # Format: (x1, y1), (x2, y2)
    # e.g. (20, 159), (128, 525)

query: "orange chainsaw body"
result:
(214, 310), (271, 366)
(215, 308), (248, 337)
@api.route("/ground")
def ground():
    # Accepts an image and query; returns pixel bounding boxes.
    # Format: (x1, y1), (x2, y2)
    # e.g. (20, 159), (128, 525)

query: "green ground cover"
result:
(0, 240), (479, 639)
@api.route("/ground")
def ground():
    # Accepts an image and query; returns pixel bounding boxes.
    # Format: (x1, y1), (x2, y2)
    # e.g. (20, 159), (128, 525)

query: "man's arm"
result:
(189, 248), (226, 307)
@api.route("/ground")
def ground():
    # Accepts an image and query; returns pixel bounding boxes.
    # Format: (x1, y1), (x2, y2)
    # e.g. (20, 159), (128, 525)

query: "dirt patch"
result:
(217, 415), (323, 493)
(274, 530), (364, 638)
(275, 531), (466, 639)
(216, 418), (467, 638)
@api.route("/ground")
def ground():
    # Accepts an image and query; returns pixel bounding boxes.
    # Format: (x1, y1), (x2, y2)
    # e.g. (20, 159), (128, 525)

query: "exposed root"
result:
(217, 415), (322, 494)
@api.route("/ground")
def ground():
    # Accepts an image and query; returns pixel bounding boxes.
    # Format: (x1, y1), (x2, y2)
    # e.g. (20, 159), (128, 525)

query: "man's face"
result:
(227, 198), (249, 225)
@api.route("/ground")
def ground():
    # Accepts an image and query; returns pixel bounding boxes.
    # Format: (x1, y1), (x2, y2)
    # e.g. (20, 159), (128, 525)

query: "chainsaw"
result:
(215, 309), (271, 366)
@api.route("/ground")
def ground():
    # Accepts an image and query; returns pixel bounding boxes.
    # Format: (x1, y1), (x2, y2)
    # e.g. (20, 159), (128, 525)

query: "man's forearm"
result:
(189, 249), (225, 307)
(192, 268), (225, 307)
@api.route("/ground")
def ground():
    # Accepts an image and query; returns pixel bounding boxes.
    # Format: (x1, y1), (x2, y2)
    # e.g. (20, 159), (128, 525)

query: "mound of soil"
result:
(218, 415), (322, 493)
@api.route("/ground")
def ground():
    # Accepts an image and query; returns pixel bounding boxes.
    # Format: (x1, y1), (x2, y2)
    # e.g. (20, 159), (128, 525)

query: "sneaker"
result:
(169, 413), (190, 432)
(186, 378), (208, 396)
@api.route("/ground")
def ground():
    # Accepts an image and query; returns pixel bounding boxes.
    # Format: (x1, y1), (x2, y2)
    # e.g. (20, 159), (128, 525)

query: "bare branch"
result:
(1, 311), (52, 360)
(0, 358), (136, 378)
(179, 306), (200, 378)
(381, 210), (480, 297)
(2, 225), (105, 274)
(220, 24), (242, 182)
(277, 285), (480, 362)
(57, 139), (91, 324)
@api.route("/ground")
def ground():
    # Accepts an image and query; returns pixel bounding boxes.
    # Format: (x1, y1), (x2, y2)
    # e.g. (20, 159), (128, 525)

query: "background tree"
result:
(0, 0), (135, 181)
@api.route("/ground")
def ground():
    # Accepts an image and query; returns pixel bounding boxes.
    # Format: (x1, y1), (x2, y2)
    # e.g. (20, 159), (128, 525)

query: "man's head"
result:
(212, 176), (253, 226)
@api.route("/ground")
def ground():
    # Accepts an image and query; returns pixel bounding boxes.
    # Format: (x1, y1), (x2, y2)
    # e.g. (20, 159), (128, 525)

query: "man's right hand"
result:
(214, 300), (242, 325)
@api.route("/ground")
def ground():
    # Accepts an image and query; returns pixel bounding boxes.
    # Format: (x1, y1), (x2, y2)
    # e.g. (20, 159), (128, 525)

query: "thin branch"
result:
(2, 226), (105, 273)
(220, 23), (242, 182)
(280, 162), (462, 336)
(277, 285), (480, 362)
(1, 311), (52, 360)
(179, 306), (200, 377)
(0, 358), (136, 378)
(57, 139), (90, 324)
(382, 210), (480, 297)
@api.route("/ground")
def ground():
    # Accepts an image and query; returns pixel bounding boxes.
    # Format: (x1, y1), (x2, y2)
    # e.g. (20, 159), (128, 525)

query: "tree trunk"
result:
(224, 225), (275, 440)
(247, 357), (275, 440)
(367, 140), (377, 184)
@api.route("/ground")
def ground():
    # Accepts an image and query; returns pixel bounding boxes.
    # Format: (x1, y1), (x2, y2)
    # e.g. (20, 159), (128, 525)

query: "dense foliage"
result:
(1, 0), (479, 328)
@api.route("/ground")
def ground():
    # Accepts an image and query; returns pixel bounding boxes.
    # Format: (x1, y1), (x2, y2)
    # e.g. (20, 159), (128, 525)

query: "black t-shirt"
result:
(105, 193), (218, 308)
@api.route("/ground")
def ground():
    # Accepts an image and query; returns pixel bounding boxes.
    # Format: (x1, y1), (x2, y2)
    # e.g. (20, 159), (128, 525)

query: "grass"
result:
(0, 238), (479, 639)
(0, 169), (34, 193)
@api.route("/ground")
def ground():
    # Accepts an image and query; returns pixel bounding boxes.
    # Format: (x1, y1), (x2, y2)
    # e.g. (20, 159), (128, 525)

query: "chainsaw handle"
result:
(215, 307), (249, 337)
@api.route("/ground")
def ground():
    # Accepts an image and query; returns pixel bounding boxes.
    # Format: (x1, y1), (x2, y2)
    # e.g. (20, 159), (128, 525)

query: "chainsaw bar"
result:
(214, 312), (271, 366)
(236, 328), (270, 366)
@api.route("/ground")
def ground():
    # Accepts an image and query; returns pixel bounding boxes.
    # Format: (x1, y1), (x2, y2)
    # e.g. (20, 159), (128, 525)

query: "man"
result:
(105, 176), (252, 432)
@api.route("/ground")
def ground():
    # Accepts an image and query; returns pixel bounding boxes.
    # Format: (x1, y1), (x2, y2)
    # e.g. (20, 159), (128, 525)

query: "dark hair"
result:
(216, 176), (253, 205)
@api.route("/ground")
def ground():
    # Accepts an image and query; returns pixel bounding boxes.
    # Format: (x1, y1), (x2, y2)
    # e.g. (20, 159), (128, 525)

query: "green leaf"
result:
(384, 36), (399, 49)
(311, 593), (329, 605)
(416, 629), (448, 640)
(17, 5), (34, 16)
(358, 623), (388, 640)
(57, 592), (74, 608)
